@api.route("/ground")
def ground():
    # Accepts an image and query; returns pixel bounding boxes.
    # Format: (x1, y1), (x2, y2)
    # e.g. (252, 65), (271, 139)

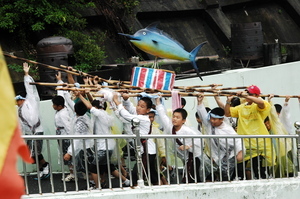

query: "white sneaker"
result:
(89, 180), (95, 186)
(42, 164), (49, 175)
(123, 179), (130, 186)
(63, 174), (75, 182)
(89, 186), (99, 191)
(34, 163), (50, 180)
(81, 172), (87, 180)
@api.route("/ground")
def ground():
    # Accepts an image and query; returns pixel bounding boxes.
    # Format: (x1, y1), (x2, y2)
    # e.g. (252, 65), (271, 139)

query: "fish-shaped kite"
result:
(119, 22), (207, 80)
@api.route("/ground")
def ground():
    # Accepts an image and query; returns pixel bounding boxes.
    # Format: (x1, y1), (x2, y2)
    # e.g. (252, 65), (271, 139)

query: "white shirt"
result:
(67, 114), (93, 156)
(56, 80), (75, 114)
(156, 104), (203, 158)
(117, 100), (153, 154)
(117, 101), (151, 136)
(18, 75), (43, 134)
(90, 107), (116, 150)
(279, 102), (294, 135)
(55, 107), (72, 135)
(197, 104), (244, 165)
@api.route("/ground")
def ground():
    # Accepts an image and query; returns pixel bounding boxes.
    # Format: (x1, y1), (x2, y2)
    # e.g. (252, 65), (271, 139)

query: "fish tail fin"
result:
(189, 41), (208, 81)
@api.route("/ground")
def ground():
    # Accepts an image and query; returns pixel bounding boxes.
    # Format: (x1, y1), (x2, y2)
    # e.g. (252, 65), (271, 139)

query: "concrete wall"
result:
(22, 178), (300, 199)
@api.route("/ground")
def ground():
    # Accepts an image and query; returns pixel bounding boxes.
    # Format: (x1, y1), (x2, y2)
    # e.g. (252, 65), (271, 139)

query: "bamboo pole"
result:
(92, 93), (228, 98)
(213, 86), (247, 90)
(173, 84), (223, 89)
(3, 53), (135, 85)
(61, 65), (132, 85)
(260, 95), (300, 98)
(3, 53), (81, 76)
(59, 64), (90, 77)
(55, 87), (99, 92)
(30, 82), (68, 87)
(29, 82), (120, 88)
(46, 83), (299, 98)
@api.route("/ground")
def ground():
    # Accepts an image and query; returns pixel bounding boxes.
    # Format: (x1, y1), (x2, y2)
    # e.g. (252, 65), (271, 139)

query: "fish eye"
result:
(143, 32), (146, 35)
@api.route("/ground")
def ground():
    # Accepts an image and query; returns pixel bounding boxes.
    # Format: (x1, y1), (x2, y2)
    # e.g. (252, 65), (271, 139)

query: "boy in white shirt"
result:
(16, 62), (49, 180)
(197, 95), (243, 181)
(155, 96), (209, 183)
(78, 92), (130, 188)
(51, 95), (74, 182)
(113, 93), (153, 185)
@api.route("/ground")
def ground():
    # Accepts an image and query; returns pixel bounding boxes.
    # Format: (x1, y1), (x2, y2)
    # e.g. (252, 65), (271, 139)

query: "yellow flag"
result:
(0, 48), (32, 198)
(0, 48), (17, 173)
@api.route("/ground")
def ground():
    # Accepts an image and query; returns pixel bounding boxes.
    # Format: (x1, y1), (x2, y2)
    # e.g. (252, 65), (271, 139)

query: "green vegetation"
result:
(223, 45), (231, 57)
(63, 30), (107, 72)
(115, 57), (126, 64)
(0, 0), (98, 72)
(0, 0), (139, 73)
(111, 0), (140, 14)
(8, 63), (39, 79)
(281, 45), (287, 54)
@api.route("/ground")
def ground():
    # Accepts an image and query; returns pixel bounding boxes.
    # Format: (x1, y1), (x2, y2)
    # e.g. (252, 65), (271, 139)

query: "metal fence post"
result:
(132, 118), (144, 188)
(294, 121), (300, 177)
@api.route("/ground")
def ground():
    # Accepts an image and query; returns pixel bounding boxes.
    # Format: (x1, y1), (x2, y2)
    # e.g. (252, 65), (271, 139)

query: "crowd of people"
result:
(16, 62), (299, 189)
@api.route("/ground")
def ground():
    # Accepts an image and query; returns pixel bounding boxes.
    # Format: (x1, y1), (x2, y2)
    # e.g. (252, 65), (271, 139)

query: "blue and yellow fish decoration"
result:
(119, 22), (207, 80)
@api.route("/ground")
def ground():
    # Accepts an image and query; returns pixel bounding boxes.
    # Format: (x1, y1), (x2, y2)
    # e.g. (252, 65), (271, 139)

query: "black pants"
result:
(182, 153), (201, 183)
(235, 156), (267, 180)
(132, 154), (159, 185)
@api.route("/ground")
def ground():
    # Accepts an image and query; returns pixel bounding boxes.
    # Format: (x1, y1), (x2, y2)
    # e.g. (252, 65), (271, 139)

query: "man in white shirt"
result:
(155, 97), (209, 183)
(16, 62), (49, 180)
(197, 94), (243, 181)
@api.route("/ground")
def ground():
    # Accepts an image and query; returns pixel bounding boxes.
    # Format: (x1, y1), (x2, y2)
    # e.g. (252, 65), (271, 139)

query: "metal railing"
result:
(20, 121), (300, 195)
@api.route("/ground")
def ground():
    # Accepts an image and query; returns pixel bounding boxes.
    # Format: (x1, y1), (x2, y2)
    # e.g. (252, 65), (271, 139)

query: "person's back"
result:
(64, 100), (92, 162)
(90, 100), (116, 151)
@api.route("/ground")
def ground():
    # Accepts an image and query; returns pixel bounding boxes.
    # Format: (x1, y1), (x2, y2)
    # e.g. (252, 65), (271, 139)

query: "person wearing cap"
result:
(224, 85), (273, 180)
(197, 94), (244, 181)
(15, 62), (50, 180)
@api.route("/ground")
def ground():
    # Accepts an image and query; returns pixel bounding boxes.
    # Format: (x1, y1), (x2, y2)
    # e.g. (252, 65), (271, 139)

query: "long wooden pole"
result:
(60, 65), (132, 85)
(35, 82), (299, 98)
(213, 86), (247, 90)
(29, 82), (121, 89)
(3, 52), (81, 76)
(173, 84), (223, 89)
(92, 93), (228, 98)
(3, 52), (136, 85)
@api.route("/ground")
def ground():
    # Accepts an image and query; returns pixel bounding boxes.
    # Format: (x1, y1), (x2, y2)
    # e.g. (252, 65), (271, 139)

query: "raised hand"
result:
(23, 62), (30, 75)
(56, 71), (62, 81)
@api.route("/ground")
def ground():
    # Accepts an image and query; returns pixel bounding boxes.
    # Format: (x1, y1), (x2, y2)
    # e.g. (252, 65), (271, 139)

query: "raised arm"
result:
(67, 67), (76, 84)
(279, 96), (293, 135)
(196, 94), (210, 127)
(239, 91), (265, 109)
(77, 92), (93, 110)
(211, 84), (225, 109)
(23, 62), (40, 108)
(155, 96), (172, 133)
(121, 93), (136, 114)
(224, 95), (234, 117)
(113, 92), (136, 122)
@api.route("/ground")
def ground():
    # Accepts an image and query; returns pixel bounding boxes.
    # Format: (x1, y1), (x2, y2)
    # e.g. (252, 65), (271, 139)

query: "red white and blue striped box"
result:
(131, 67), (176, 90)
